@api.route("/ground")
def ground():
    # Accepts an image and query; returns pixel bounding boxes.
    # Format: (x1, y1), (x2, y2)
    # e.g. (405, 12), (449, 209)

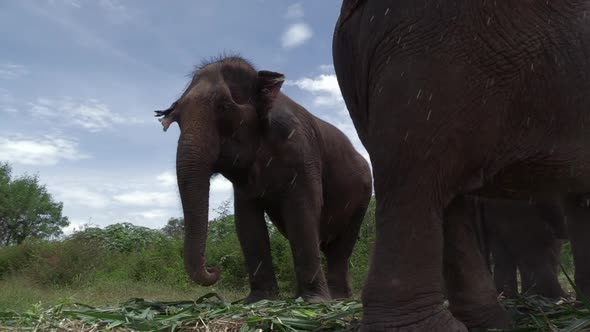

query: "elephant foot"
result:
(244, 289), (279, 304)
(451, 302), (512, 330)
(361, 307), (467, 332)
(301, 293), (331, 303)
(329, 289), (352, 300)
(297, 283), (332, 303)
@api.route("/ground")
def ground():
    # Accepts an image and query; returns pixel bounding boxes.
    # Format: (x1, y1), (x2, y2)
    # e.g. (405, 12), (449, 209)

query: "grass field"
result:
(1, 275), (590, 331)
(0, 277), (248, 312)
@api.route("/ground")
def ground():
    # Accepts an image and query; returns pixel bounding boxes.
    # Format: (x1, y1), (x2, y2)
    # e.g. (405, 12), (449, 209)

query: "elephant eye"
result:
(221, 101), (235, 112)
(217, 95), (238, 112)
(228, 84), (249, 105)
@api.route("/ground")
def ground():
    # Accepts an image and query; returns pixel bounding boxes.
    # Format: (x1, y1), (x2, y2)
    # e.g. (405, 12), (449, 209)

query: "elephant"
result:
(475, 198), (567, 299)
(155, 56), (373, 303)
(333, 1), (590, 330)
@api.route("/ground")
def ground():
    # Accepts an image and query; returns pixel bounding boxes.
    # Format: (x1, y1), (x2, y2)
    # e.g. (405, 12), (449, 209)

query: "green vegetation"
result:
(0, 198), (375, 308)
(0, 195), (586, 331)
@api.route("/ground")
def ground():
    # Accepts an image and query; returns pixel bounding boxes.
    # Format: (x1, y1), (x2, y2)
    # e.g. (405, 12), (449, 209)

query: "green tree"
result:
(0, 163), (69, 246)
(162, 217), (184, 238)
(208, 199), (235, 243)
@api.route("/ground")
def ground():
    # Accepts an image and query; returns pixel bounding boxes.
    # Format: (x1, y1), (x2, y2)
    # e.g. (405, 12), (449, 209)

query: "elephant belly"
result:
(475, 155), (590, 201)
(245, 162), (300, 198)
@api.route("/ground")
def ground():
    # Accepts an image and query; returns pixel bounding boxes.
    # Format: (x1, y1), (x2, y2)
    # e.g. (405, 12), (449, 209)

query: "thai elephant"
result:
(476, 198), (567, 299)
(333, 1), (590, 330)
(155, 56), (372, 303)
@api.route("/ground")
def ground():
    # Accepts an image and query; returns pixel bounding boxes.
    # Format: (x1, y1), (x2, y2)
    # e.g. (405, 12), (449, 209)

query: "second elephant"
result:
(156, 56), (373, 303)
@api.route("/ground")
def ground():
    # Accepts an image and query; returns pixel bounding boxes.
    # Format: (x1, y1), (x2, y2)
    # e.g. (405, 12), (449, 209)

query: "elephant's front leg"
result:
(281, 185), (330, 302)
(235, 195), (279, 303)
(443, 196), (512, 329)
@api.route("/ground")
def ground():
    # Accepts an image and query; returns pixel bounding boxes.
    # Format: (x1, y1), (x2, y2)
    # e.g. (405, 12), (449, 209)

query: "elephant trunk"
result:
(177, 133), (220, 286)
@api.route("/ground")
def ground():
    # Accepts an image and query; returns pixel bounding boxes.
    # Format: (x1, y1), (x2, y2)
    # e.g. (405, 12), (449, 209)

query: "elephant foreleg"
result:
(235, 195), (279, 303)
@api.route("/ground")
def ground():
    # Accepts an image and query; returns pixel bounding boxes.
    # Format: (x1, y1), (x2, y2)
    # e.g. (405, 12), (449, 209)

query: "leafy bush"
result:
(70, 222), (166, 253)
(0, 240), (36, 279)
(22, 239), (103, 287)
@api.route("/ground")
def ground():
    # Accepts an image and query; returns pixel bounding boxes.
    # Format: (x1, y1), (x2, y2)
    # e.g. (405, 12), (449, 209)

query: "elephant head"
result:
(155, 57), (284, 286)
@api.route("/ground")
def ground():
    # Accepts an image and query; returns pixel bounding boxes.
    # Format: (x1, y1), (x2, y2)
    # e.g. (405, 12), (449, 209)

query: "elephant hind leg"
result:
(323, 208), (366, 299)
(491, 242), (519, 298)
(560, 195), (590, 299)
(519, 241), (565, 299)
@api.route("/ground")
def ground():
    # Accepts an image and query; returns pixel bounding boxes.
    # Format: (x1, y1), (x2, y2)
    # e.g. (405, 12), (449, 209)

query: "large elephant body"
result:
(156, 56), (372, 303)
(333, 1), (590, 330)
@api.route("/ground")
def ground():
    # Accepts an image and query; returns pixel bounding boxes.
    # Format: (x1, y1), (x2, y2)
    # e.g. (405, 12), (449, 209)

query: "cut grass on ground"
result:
(1, 294), (590, 332)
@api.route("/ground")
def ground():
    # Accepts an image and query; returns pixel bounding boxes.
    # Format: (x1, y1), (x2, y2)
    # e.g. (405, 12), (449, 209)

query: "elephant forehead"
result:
(181, 79), (228, 104)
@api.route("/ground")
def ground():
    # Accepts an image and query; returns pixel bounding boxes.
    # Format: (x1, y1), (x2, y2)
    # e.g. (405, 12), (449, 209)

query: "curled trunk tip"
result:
(188, 266), (221, 286)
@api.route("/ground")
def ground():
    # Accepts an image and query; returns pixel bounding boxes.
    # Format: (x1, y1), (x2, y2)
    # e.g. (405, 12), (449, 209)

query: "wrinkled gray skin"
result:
(156, 56), (372, 303)
(475, 198), (567, 299)
(333, 1), (590, 330)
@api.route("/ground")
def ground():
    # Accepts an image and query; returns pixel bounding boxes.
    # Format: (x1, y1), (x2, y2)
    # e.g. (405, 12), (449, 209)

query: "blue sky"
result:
(0, 0), (369, 232)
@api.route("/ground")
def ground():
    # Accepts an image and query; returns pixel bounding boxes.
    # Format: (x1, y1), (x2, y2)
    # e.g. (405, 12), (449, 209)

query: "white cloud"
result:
(49, 0), (125, 12)
(281, 23), (313, 49)
(0, 134), (89, 165)
(156, 171), (176, 187)
(98, 0), (132, 24)
(0, 63), (28, 80)
(285, 3), (304, 19)
(113, 190), (178, 207)
(50, 185), (110, 209)
(211, 175), (233, 193)
(48, 0), (81, 8)
(0, 88), (17, 113)
(98, 0), (125, 11)
(133, 209), (170, 219)
(318, 64), (334, 72)
(288, 74), (343, 107)
(28, 97), (142, 132)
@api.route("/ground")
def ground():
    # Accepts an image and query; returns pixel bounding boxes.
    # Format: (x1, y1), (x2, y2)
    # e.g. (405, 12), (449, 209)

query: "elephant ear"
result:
(154, 101), (179, 132)
(257, 70), (285, 120)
